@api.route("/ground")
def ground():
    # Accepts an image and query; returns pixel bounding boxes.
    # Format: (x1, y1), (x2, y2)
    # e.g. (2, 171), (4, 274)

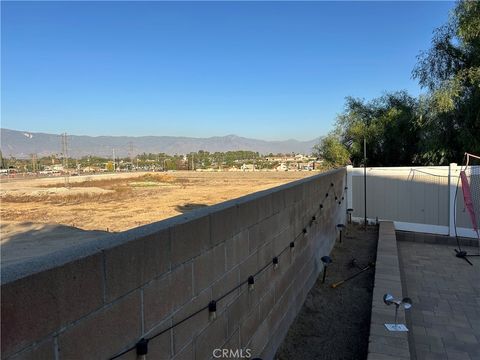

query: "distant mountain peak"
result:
(0, 128), (320, 159)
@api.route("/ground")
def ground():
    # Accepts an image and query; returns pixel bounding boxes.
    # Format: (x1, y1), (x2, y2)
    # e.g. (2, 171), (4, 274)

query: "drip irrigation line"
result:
(109, 183), (344, 360)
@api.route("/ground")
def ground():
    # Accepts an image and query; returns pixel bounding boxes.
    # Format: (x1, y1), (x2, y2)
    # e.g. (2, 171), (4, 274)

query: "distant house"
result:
(241, 164), (255, 171)
(276, 163), (288, 171)
(82, 166), (99, 173)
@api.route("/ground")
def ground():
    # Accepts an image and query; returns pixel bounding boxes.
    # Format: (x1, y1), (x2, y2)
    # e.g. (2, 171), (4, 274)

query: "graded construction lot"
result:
(1, 171), (316, 237)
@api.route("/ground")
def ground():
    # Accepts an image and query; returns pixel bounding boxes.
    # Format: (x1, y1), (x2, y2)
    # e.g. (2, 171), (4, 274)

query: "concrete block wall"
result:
(1, 168), (346, 360)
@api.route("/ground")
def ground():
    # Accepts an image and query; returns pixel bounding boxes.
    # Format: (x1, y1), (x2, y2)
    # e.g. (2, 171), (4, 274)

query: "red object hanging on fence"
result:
(460, 170), (479, 233)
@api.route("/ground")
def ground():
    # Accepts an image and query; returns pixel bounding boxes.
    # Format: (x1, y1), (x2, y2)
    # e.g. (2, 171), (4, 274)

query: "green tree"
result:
(313, 134), (350, 168)
(334, 92), (422, 166)
(412, 0), (480, 163)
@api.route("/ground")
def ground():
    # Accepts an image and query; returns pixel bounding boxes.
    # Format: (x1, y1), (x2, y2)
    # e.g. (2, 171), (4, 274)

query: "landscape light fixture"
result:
(321, 256), (332, 283)
(337, 224), (346, 243)
(383, 293), (412, 332)
(208, 300), (217, 321)
(347, 209), (354, 224)
(272, 257), (279, 270)
(248, 276), (255, 291)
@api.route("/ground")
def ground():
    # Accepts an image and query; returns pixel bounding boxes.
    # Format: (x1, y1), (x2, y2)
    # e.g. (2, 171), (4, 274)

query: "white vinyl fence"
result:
(347, 164), (479, 239)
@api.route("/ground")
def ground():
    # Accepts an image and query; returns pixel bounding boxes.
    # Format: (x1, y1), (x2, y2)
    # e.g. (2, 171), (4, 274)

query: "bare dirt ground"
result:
(1, 171), (316, 236)
(276, 224), (378, 360)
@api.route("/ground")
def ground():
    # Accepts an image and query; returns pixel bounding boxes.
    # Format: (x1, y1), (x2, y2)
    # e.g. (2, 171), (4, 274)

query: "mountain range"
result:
(0, 128), (319, 159)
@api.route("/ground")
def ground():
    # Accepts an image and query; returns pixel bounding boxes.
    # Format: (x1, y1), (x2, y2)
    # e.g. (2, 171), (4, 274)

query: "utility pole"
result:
(62, 133), (70, 187)
(31, 153), (37, 172)
(62, 132), (69, 169)
(128, 142), (134, 169)
(364, 137), (367, 229)
(113, 148), (116, 172)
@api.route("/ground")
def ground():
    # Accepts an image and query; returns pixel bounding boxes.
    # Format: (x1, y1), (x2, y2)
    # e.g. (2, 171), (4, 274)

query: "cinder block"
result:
(246, 319), (270, 357)
(221, 328), (240, 355)
(237, 198), (260, 230)
(212, 268), (240, 312)
(239, 253), (258, 282)
(105, 231), (170, 302)
(240, 306), (260, 347)
(248, 217), (276, 253)
(172, 341), (193, 360)
(259, 287), (275, 322)
(171, 216), (210, 267)
(226, 289), (254, 337)
(273, 228), (294, 256)
(284, 187), (296, 208)
(257, 241), (274, 271)
(7, 338), (54, 360)
(172, 288), (211, 355)
(257, 194), (273, 221)
(210, 205), (239, 247)
(249, 266), (274, 307)
(58, 291), (142, 360)
(194, 314), (227, 360)
(271, 190), (285, 215)
(225, 230), (249, 270)
(144, 319), (172, 360)
(1, 254), (104, 358)
(193, 244), (225, 294)
(144, 263), (193, 332)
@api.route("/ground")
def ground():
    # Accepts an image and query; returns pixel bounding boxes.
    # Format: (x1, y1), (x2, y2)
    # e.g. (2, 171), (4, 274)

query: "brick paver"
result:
(398, 241), (480, 360)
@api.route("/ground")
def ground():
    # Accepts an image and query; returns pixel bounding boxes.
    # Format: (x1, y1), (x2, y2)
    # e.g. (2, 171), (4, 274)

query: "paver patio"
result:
(398, 241), (480, 360)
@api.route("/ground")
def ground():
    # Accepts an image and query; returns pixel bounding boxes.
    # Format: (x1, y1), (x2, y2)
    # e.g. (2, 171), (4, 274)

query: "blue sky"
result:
(2, 1), (454, 141)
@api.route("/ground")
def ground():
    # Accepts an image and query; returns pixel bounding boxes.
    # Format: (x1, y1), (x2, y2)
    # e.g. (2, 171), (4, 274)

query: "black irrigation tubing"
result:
(109, 184), (345, 360)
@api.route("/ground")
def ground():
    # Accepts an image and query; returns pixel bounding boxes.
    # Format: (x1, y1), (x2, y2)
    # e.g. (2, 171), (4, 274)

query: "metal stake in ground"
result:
(331, 262), (375, 288)
(321, 256), (332, 283)
(337, 224), (346, 243)
(347, 208), (354, 224)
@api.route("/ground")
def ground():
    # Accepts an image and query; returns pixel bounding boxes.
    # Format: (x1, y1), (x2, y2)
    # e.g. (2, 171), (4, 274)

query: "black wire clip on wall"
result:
(110, 182), (346, 359)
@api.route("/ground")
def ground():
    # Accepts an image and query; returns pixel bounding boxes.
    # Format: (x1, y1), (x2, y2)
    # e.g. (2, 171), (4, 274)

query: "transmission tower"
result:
(62, 132), (70, 187)
(31, 153), (37, 172)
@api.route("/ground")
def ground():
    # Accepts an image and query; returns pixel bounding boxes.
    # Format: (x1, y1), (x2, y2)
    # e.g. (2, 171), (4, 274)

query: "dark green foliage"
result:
(319, 0), (479, 166)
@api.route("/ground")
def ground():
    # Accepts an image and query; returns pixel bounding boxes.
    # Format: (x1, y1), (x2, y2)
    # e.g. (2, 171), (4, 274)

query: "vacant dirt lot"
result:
(1, 171), (316, 235)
